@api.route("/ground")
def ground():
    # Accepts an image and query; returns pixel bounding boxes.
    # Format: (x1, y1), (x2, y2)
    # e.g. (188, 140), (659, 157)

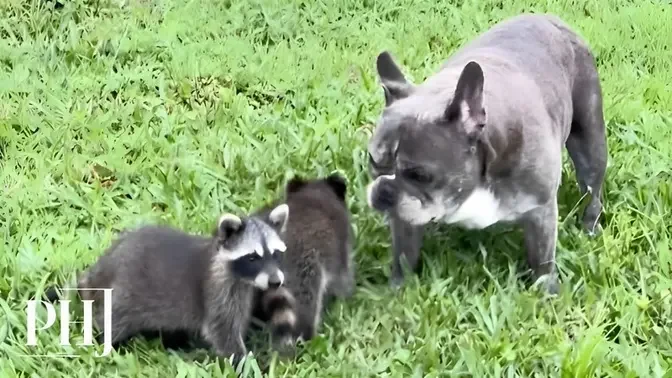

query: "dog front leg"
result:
(521, 200), (560, 294)
(389, 215), (424, 289)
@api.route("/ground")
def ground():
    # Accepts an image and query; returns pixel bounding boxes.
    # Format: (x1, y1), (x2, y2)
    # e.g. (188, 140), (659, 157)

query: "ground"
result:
(1, 0), (671, 376)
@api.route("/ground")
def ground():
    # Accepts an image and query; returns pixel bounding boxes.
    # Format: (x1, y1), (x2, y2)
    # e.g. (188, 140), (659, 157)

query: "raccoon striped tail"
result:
(261, 287), (298, 353)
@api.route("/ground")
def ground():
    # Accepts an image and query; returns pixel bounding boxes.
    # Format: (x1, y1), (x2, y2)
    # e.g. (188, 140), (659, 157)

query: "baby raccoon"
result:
(44, 204), (290, 364)
(253, 173), (356, 355)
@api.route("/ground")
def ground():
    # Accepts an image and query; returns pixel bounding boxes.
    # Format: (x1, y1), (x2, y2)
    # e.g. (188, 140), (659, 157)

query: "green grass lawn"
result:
(1, 0), (671, 376)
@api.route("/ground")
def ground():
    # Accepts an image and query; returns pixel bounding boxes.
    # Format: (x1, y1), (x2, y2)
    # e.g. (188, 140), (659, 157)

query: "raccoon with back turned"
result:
(252, 173), (356, 355)
(44, 203), (291, 364)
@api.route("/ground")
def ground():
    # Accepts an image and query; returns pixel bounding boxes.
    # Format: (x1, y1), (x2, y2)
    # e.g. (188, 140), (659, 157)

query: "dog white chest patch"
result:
(442, 188), (501, 229)
(442, 187), (536, 229)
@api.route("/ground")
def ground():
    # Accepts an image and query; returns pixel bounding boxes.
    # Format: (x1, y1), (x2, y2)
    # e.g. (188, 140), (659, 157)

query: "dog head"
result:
(366, 51), (493, 226)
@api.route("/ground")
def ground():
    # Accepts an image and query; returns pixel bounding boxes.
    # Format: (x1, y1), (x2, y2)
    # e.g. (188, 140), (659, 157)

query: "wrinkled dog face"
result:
(366, 52), (491, 226)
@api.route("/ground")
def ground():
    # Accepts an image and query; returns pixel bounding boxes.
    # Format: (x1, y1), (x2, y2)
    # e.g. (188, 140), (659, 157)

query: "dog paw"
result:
(389, 274), (404, 291)
(581, 204), (603, 237)
(532, 274), (559, 296)
(583, 221), (603, 238)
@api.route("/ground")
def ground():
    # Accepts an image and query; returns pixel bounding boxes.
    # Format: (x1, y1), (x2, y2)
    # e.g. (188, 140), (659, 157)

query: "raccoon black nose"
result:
(268, 280), (281, 289)
(268, 275), (282, 288)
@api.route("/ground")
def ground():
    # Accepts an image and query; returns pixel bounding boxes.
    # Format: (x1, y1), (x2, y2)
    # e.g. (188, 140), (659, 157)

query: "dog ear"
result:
(376, 51), (416, 106)
(444, 61), (487, 134)
(286, 176), (306, 194)
(324, 173), (347, 201)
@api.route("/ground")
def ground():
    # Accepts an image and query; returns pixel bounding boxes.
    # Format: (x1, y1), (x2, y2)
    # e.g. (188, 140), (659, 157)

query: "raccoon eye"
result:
(248, 254), (261, 262)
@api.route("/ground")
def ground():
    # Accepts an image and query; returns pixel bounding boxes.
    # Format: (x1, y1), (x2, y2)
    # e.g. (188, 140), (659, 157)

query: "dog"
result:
(365, 13), (608, 294)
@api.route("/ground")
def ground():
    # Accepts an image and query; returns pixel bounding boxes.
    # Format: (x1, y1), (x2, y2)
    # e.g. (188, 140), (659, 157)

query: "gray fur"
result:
(253, 174), (355, 356)
(75, 205), (290, 364)
(366, 13), (608, 294)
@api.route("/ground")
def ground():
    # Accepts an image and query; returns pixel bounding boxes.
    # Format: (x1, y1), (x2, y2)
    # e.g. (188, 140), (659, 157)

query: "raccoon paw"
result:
(389, 274), (405, 291)
(272, 335), (297, 358)
(331, 276), (356, 298)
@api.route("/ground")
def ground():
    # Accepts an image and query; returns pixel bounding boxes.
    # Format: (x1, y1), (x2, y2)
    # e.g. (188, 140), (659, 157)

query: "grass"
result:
(1, 0), (671, 376)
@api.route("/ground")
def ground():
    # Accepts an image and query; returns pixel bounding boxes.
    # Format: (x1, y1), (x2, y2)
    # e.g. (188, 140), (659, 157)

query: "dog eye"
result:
(402, 168), (432, 183)
(368, 152), (392, 170)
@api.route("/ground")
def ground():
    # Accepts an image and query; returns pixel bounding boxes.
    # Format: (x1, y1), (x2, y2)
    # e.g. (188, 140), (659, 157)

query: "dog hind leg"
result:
(566, 46), (608, 236)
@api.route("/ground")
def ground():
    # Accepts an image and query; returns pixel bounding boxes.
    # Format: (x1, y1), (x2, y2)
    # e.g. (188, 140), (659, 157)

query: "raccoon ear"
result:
(268, 203), (289, 233)
(286, 176), (306, 194)
(217, 213), (243, 239)
(325, 173), (347, 201)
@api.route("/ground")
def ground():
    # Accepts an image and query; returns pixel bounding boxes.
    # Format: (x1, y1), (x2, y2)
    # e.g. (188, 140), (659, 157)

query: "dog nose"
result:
(379, 182), (396, 206)
(372, 177), (397, 211)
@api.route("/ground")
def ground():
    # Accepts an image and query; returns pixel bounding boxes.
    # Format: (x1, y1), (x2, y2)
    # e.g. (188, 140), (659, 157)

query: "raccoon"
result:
(44, 203), (290, 364)
(252, 173), (356, 355)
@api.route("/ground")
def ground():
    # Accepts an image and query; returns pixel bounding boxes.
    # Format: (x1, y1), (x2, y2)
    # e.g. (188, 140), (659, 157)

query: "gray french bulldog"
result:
(365, 13), (608, 294)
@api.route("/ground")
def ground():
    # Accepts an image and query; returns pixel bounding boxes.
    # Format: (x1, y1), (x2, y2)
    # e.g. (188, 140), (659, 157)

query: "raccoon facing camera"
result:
(43, 203), (291, 366)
